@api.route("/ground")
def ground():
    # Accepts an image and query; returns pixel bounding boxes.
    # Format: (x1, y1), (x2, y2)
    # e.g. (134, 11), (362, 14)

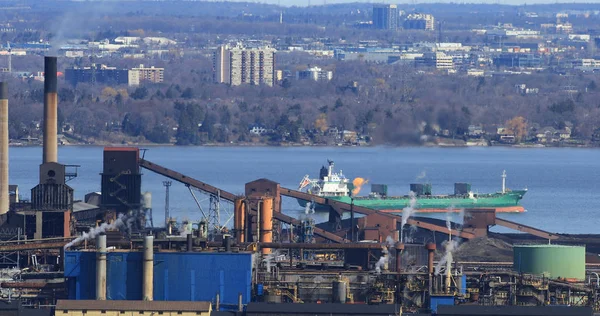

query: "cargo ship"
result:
(297, 160), (527, 213)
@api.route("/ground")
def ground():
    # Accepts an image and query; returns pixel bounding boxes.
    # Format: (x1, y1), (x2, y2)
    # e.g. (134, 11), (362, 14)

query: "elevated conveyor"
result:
(139, 159), (347, 243)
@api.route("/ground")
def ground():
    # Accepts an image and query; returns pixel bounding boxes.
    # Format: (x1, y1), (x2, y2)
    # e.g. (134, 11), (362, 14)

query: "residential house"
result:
(249, 125), (268, 135)
(468, 125), (484, 137)
(342, 130), (358, 143)
(497, 127), (515, 143)
(535, 126), (558, 143)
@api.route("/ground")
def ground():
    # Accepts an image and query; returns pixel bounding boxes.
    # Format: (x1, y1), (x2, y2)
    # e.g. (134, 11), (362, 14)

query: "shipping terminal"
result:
(0, 58), (598, 316)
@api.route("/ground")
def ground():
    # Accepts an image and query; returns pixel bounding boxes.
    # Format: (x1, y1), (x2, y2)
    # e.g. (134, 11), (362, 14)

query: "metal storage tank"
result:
(332, 280), (347, 303)
(513, 244), (585, 280)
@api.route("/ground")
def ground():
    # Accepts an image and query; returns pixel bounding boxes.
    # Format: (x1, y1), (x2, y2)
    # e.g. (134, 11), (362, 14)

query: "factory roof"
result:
(0, 300), (52, 315)
(245, 303), (399, 315)
(55, 300), (212, 312)
(437, 305), (594, 316)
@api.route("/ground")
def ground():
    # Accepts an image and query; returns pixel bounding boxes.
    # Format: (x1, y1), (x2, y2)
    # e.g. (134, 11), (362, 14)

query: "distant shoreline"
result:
(7, 142), (599, 149)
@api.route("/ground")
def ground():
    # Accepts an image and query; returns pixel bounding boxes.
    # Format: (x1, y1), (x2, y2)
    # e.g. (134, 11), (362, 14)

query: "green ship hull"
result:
(299, 190), (527, 213)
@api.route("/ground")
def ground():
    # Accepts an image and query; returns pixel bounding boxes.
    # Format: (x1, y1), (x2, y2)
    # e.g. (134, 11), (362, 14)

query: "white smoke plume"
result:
(64, 213), (130, 249)
(415, 170), (427, 181)
(435, 239), (459, 275)
(446, 207), (454, 232)
(374, 246), (389, 274)
(304, 201), (315, 215)
(375, 254), (388, 274)
(435, 207), (465, 276)
(179, 221), (192, 237)
(385, 235), (396, 248)
(400, 191), (417, 243)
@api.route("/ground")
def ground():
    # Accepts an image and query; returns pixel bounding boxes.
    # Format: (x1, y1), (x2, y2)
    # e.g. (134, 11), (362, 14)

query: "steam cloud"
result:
(415, 170), (427, 181)
(179, 220), (193, 236)
(64, 213), (133, 249)
(385, 235), (396, 248)
(400, 191), (417, 243)
(375, 246), (389, 274)
(435, 207), (465, 276)
(304, 201), (315, 215)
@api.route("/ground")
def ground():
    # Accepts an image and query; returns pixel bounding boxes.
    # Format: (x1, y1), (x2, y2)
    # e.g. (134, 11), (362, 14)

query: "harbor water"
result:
(9, 146), (600, 234)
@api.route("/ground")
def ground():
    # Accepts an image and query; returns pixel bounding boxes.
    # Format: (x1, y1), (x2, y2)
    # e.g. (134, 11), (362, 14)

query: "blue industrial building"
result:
(64, 251), (253, 307)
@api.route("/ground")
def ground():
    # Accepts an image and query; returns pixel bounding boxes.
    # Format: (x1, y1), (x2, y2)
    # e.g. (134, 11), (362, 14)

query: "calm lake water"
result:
(9, 146), (600, 234)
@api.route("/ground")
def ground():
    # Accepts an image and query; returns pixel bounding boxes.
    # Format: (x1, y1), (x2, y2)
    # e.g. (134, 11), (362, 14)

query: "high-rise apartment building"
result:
(403, 13), (435, 31)
(213, 44), (276, 87)
(372, 4), (399, 30)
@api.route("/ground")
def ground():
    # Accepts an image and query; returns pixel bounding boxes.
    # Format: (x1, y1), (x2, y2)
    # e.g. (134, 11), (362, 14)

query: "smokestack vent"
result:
(0, 82), (7, 99)
(43, 56), (58, 164)
(44, 56), (57, 93)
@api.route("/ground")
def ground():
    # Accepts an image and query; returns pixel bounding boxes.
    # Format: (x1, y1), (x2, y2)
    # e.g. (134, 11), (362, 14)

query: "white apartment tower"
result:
(213, 44), (276, 87)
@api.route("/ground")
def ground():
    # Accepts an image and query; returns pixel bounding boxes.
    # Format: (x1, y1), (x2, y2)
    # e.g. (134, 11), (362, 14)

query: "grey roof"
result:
(246, 303), (399, 315)
(437, 305), (594, 316)
(55, 300), (211, 312)
(72, 201), (100, 213)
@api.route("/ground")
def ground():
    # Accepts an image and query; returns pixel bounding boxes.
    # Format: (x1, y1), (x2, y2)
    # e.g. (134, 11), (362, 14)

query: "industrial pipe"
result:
(187, 233), (193, 252)
(260, 197), (273, 255)
(43, 56), (58, 164)
(395, 243), (404, 272)
(1, 282), (65, 289)
(96, 234), (107, 300)
(215, 292), (220, 311)
(258, 242), (385, 250)
(234, 198), (246, 243)
(238, 292), (243, 312)
(143, 235), (154, 301)
(426, 243), (436, 275)
(426, 242), (436, 296)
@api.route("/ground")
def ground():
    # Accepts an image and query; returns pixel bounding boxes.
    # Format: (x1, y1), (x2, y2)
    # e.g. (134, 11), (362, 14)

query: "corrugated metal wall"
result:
(65, 251), (253, 305)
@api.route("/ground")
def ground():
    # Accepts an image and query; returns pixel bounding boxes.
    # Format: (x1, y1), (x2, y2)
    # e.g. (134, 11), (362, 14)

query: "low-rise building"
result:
(55, 300), (211, 316)
(296, 66), (333, 81)
(415, 52), (454, 69)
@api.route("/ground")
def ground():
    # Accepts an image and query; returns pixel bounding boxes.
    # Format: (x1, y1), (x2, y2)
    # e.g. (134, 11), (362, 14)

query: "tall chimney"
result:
(143, 235), (154, 301)
(43, 56), (58, 164)
(96, 234), (107, 300)
(0, 82), (8, 215)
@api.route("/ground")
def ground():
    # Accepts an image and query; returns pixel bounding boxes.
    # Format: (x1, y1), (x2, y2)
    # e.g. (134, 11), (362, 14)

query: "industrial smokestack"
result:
(0, 83), (8, 216)
(43, 56), (58, 164)
(143, 235), (154, 301)
(96, 234), (107, 300)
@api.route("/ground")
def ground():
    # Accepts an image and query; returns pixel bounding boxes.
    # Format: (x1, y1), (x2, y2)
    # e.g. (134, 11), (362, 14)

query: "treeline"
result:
(4, 54), (600, 146)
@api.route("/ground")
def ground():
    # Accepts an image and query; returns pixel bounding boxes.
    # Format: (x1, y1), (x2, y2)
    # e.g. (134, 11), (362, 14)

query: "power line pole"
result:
(163, 181), (172, 227)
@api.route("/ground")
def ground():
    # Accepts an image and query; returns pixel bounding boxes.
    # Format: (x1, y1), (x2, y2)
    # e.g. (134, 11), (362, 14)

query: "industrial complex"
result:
(0, 57), (598, 315)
